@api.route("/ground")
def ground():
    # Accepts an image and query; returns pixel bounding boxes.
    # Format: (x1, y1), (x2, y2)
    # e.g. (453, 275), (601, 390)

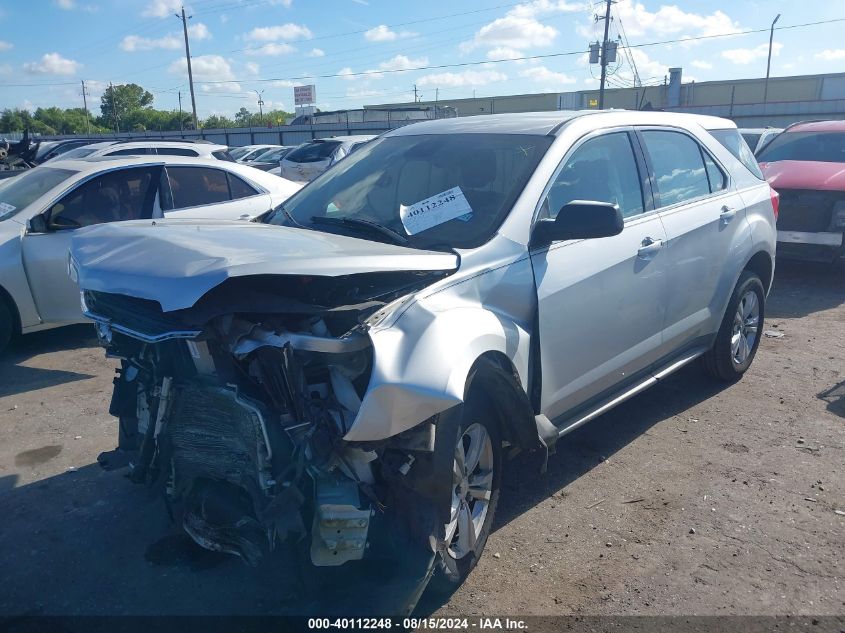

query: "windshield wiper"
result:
(309, 215), (408, 246)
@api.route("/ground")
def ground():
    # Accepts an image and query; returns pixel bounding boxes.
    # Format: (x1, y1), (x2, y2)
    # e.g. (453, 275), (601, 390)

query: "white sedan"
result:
(0, 155), (301, 350)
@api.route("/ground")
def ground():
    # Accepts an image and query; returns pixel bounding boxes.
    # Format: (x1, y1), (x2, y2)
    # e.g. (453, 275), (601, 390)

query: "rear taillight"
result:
(770, 187), (779, 220)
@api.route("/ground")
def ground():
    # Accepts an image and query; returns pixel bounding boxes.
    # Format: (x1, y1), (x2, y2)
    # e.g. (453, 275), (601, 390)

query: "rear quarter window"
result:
(709, 129), (764, 180)
(156, 147), (200, 157)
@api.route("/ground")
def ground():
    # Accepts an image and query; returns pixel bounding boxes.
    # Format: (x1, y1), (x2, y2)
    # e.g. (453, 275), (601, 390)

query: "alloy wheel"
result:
(731, 290), (760, 366)
(444, 423), (494, 560)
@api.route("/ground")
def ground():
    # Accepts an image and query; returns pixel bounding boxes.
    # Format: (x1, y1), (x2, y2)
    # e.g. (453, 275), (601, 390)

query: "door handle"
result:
(720, 205), (738, 222)
(637, 236), (664, 259)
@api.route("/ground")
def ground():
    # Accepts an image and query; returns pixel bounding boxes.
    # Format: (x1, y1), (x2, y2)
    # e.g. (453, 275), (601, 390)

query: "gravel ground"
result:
(0, 258), (842, 619)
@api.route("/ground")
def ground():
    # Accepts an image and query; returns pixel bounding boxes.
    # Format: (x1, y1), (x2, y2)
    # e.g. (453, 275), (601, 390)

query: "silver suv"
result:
(72, 111), (777, 593)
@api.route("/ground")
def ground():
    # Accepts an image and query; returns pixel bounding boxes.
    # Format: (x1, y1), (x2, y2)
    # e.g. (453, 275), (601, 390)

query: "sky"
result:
(1, 0), (844, 119)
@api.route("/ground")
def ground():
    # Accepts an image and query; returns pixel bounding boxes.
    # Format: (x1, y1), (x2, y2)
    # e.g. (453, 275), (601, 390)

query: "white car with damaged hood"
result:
(71, 111), (777, 595)
(0, 155), (301, 351)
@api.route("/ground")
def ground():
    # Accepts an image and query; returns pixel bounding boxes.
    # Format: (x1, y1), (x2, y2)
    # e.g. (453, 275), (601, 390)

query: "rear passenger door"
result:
(637, 128), (751, 354)
(160, 166), (271, 220)
(531, 130), (670, 423)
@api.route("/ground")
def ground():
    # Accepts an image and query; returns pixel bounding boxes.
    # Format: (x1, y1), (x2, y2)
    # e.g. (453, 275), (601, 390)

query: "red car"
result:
(758, 120), (845, 262)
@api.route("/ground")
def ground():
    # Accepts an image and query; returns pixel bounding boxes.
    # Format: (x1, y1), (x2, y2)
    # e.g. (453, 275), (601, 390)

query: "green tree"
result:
(100, 83), (154, 129)
(234, 107), (253, 127)
(202, 114), (235, 129)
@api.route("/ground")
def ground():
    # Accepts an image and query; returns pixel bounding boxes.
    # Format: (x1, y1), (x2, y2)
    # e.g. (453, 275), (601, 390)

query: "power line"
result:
(4, 16), (845, 92)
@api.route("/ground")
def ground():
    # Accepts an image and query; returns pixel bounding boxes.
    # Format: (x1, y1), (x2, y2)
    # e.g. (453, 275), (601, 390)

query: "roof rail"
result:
(782, 119), (829, 132)
(109, 138), (215, 145)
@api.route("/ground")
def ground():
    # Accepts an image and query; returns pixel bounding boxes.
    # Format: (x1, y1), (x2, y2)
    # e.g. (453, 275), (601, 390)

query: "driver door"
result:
(21, 165), (160, 324)
(530, 130), (670, 423)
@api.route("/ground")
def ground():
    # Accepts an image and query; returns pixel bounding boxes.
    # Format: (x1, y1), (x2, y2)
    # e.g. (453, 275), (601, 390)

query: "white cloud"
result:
(338, 67), (356, 81)
(364, 25), (415, 42)
(23, 52), (81, 75)
(816, 49), (845, 61)
(461, 16), (558, 52)
(307, 48), (325, 57)
(520, 65), (576, 84)
(486, 46), (526, 62)
(246, 42), (296, 56)
(201, 81), (242, 93)
(55, 0), (75, 9)
(346, 87), (382, 99)
(244, 61), (260, 75)
(607, 1), (741, 41)
(0, 40), (12, 51)
(272, 79), (298, 88)
(121, 33), (180, 51)
(169, 54), (234, 81)
(378, 54), (427, 72)
(626, 49), (669, 81)
(691, 60), (713, 70)
(142, 0), (180, 18)
(0, 64), (12, 76)
(246, 23), (312, 41)
(269, 0), (293, 6)
(121, 22), (210, 52)
(722, 42), (781, 65)
(417, 69), (507, 88)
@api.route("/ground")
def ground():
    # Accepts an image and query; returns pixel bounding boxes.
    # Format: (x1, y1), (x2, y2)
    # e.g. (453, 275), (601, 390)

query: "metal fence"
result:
(22, 118), (421, 148)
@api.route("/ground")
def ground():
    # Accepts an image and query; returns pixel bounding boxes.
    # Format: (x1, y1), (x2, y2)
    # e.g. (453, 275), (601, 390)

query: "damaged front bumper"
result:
(90, 280), (456, 575)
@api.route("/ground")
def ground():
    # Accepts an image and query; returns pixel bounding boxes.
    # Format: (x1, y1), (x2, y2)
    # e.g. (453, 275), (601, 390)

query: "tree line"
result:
(0, 83), (293, 135)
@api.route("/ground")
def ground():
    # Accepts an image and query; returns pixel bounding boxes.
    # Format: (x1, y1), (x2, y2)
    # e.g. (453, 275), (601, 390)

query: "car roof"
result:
(81, 140), (226, 150)
(385, 110), (736, 137)
(319, 135), (376, 143)
(785, 120), (845, 133)
(47, 154), (250, 174)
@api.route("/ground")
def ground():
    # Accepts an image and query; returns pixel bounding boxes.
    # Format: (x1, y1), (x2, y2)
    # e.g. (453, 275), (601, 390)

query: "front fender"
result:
(343, 269), (534, 443)
(0, 224), (40, 329)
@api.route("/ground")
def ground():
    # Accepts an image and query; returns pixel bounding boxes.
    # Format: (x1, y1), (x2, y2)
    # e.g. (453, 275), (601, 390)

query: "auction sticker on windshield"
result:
(0, 203), (15, 214)
(400, 186), (473, 235)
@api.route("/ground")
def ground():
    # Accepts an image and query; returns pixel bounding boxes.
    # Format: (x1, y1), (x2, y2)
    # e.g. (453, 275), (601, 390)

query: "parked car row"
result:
(54, 111), (777, 596)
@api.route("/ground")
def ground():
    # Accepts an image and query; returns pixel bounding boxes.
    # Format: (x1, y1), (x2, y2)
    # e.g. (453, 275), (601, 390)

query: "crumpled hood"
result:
(71, 218), (458, 312)
(761, 160), (845, 192)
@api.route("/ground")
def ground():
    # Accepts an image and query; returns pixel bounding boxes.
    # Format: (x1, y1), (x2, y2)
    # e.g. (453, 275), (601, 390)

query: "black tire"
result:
(0, 298), (15, 355)
(429, 395), (502, 593)
(702, 270), (765, 382)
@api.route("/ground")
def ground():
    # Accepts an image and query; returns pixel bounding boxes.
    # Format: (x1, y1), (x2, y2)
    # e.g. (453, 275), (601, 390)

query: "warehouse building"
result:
(365, 70), (845, 128)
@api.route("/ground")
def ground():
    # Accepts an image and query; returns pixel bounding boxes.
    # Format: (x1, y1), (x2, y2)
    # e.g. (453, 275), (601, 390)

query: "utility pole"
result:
(598, 0), (614, 110)
(253, 89), (265, 123)
(763, 13), (781, 104)
(178, 91), (183, 133)
(109, 81), (119, 133)
(80, 79), (91, 135)
(413, 84), (419, 102)
(175, 6), (199, 130)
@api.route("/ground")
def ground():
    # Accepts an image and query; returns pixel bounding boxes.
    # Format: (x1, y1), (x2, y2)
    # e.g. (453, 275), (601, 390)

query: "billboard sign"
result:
(294, 84), (316, 105)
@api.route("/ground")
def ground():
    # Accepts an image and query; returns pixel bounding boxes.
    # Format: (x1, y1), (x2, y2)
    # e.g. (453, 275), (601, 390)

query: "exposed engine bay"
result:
(92, 270), (452, 571)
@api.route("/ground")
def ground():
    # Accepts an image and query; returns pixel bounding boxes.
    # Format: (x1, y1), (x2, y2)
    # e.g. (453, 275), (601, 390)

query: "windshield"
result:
(241, 147), (273, 161)
(255, 147), (289, 162)
(757, 131), (845, 164)
(229, 147), (252, 160)
(49, 147), (97, 161)
(285, 140), (342, 164)
(265, 133), (552, 250)
(0, 167), (78, 221)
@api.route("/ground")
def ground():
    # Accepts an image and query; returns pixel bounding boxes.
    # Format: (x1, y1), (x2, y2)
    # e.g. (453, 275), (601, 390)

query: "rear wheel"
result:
(430, 397), (501, 592)
(0, 299), (15, 355)
(703, 271), (765, 381)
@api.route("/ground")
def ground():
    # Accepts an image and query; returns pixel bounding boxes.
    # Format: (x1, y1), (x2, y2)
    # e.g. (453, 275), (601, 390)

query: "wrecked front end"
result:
(87, 269), (455, 575)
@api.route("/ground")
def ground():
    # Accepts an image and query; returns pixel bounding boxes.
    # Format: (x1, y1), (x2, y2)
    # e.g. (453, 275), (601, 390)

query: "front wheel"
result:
(430, 398), (501, 592)
(702, 270), (765, 381)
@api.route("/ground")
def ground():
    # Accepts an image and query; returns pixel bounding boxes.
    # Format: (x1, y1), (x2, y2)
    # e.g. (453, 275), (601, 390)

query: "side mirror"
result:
(531, 200), (623, 248)
(26, 213), (48, 234)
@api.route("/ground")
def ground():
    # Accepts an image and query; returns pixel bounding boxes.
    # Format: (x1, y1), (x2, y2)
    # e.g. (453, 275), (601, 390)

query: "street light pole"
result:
(763, 13), (781, 104)
(252, 89), (265, 124)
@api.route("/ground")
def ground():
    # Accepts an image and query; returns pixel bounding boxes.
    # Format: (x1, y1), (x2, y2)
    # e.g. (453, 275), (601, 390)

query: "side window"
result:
(155, 147), (199, 157)
(543, 132), (644, 220)
(228, 173), (259, 200)
(702, 150), (727, 192)
(641, 131), (711, 207)
(48, 167), (159, 229)
(167, 167), (230, 209)
(106, 148), (151, 156)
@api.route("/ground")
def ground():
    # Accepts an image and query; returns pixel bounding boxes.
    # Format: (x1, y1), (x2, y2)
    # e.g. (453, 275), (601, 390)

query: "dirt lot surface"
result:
(0, 259), (842, 619)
